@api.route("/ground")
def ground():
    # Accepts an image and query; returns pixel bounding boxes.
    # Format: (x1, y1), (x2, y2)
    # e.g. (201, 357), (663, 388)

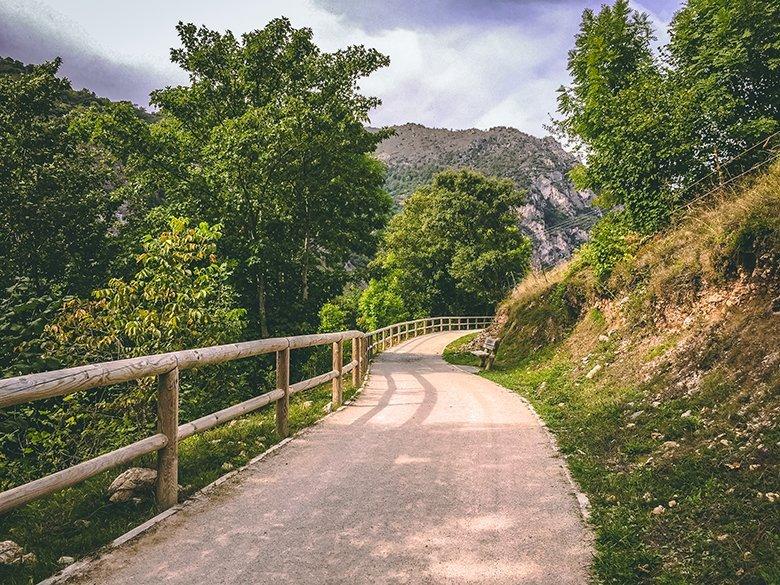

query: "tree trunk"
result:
(301, 236), (309, 302)
(256, 275), (269, 338)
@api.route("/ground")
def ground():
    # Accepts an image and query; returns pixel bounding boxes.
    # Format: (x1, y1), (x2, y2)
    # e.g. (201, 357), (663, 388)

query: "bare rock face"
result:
(373, 123), (599, 268)
(0, 540), (36, 565)
(108, 467), (157, 503)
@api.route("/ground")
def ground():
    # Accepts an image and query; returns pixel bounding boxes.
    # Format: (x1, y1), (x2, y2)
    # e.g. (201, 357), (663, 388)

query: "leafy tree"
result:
(1, 218), (246, 488)
(113, 19), (393, 338)
(43, 217), (245, 364)
(318, 285), (363, 332)
(580, 212), (639, 279)
(668, 0), (779, 163)
(357, 274), (412, 330)
(557, 0), (779, 236)
(555, 0), (687, 232)
(0, 60), (134, 375)
(0, 59), (121, 295)
(371, 169), (531, 319)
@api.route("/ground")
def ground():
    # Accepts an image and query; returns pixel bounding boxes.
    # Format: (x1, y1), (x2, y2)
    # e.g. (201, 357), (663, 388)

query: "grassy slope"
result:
(444, 165), (780, 584)
(0, 380), (357, 584)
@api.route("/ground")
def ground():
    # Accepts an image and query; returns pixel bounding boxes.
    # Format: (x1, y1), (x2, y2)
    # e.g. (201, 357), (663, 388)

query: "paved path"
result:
(64, 332), (591, 584)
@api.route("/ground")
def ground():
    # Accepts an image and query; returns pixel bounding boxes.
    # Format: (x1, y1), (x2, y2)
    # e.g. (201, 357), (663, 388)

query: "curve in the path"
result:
(61, 331), (592, 585)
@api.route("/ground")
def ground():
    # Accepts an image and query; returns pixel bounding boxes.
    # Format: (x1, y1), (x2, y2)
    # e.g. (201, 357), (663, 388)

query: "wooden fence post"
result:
(352, 337), (359, 387)
(361, 335), (368, 380)
(156, 366), (179, 510)
(332, 340), (343, 408)
(275, 346), (290, 438)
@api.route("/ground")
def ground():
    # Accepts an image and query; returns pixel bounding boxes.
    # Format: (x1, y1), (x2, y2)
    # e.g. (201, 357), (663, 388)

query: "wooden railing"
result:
(0, 316), (491, 515)
(366, 316), (492, 357)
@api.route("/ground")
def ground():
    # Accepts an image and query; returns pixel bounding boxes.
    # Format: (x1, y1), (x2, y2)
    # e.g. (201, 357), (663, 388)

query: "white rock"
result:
(57, 556), (75, 566)
(630, 410), (644, 420)
(0, 541), (36, 565)
(302, 400), (313, 408)
(651, 505), (665, 515)
(221, 462), (235, 472)
(323, 402), (332, 414)
(108, 468), (157, 503)
(661, 441), (680, 450)
(598, 334), (610, 342)
(681, 410), (692, 418)
(585, 364), (602, 379)
(668, 500), (677, 508)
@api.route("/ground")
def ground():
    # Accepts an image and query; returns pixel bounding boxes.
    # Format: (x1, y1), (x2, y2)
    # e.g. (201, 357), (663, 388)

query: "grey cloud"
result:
(313, 0), (596, 31)
(0, 3), (175, 107)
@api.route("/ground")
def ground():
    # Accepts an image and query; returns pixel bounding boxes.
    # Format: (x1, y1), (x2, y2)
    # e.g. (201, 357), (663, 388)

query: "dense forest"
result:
(0, 0), (778, 581)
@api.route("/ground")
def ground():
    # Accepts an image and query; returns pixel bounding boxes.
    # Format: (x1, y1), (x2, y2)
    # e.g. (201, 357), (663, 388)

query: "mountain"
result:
(373, 123), (598, 267)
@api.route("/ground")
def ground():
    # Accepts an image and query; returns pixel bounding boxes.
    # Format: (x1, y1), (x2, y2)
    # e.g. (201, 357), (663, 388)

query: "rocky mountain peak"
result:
(373, 124), (598, 267)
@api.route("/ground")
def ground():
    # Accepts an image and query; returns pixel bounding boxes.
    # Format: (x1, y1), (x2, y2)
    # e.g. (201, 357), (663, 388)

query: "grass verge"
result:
(441, 331), (480, 366)
(444, 306), (779, 584)
(0, 379), (358, 584)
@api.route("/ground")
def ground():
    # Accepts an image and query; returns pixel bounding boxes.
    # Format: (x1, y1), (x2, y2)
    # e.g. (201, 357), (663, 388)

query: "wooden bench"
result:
(470, 337), (500, 370)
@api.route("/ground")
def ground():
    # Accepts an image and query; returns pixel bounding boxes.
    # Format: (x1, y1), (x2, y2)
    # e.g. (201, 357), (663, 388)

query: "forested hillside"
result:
(374, 123), (597, 267)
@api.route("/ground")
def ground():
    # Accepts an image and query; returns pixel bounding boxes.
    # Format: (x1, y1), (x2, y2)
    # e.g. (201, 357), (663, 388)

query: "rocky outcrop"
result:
(373, 123), (598, 267)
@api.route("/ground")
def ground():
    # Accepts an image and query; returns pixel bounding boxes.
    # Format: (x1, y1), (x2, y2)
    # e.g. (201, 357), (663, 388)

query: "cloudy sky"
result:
(0, 0), (680, 137)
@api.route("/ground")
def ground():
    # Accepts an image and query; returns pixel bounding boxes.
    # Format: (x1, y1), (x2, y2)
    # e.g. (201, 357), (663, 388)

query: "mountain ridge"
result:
(373, 123), (599, 267)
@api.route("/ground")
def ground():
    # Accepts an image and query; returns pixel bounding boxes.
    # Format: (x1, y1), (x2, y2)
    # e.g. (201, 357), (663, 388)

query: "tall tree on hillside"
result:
(555, 0), (689, 232)
(369, 169), (531, 320)
(111, 19), (393, 338)
(557, 0), (779, 234)
(0, 60), (124, 373)
(669, 0), (780, 164)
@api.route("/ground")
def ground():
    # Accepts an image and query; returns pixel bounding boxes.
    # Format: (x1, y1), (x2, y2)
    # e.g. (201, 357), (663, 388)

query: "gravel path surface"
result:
(62, 331), (591, 584)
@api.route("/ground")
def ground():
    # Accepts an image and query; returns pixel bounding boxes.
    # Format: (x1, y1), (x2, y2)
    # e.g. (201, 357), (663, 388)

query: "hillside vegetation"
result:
(446, 164), (780, 583)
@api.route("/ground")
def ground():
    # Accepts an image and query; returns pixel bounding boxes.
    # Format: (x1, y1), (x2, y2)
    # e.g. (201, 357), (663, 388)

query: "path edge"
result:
(450, 362), (592, 523)
(37, 381), (369, 585)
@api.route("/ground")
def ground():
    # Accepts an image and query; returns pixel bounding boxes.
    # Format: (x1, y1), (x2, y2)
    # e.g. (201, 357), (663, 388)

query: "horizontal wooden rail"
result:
(365, 316), (493, 354)
(0, 434), (168, 515)
(0, 316), (490, 516)
(178, 389), (286, 440)
(0, 331), (362, 409)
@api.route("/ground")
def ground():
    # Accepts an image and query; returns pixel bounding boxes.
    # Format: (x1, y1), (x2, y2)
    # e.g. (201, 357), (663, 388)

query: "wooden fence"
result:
(0, 316), (491, 515)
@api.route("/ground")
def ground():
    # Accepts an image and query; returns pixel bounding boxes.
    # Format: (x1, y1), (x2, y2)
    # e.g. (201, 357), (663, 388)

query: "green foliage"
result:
(557, 0), (779, 237)
(0, 219), (246, 492)
(357, 275), (412, 330)
(0, 59), (122, 296)
(105, 19), (393, 338)
(318, 285), (363, 332)
(581, 212), (639, 279)
(370, 169), (531, 320)
(669, 0), (780, 155)
(43, 217), (245, 363)
(0, 279), (63, 376)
